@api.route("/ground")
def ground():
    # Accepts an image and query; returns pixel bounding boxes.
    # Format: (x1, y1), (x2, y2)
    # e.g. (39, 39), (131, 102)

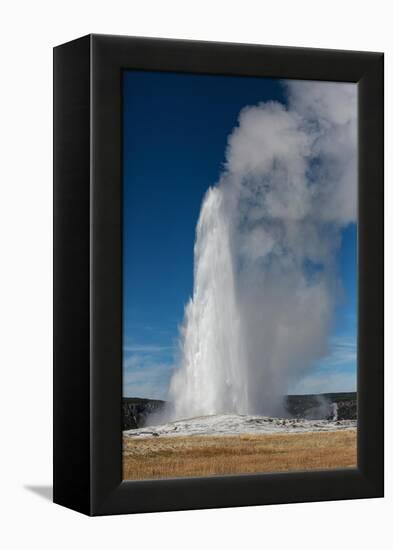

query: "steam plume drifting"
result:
(168, 81), (357, 419)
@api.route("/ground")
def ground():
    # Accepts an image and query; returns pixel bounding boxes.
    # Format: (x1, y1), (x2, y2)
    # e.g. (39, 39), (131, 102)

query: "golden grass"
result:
(122, 429), (356, 480)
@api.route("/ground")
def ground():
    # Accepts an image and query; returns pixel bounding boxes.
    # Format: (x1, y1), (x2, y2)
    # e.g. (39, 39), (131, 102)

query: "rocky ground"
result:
(123, 413), (356, 439)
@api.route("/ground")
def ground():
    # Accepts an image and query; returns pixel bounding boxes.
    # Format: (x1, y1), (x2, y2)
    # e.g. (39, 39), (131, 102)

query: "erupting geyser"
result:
(168, 81), (357, 420)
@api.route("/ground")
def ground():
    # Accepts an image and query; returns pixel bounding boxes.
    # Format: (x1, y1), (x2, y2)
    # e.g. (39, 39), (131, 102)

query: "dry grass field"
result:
(122, 430), (356, 480)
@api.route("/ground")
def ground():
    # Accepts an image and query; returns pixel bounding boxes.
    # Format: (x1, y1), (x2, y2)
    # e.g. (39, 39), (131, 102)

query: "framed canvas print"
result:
(53, 34), (384, 516)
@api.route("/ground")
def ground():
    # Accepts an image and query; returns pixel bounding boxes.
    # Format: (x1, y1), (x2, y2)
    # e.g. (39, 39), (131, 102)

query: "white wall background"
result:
(0, 1), (390, 548)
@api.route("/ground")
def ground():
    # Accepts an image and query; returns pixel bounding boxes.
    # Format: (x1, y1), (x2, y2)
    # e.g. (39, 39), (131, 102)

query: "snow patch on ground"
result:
(123, 414), (357, 439)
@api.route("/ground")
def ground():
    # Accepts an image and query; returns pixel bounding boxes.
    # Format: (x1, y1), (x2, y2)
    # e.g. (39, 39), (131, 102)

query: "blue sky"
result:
(122, 70), (357, 399)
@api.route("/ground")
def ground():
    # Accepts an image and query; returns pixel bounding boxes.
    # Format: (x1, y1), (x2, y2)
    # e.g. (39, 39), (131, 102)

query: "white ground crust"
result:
(123, 414), (357, 439)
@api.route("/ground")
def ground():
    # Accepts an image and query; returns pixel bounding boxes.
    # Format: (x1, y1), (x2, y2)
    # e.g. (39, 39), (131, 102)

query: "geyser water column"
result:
(168, 81), (357, 421)
(169, 186), (248, 418)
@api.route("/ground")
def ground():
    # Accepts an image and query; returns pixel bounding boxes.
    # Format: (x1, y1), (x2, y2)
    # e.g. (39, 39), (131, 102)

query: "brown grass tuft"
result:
(122, 430), (356, 480)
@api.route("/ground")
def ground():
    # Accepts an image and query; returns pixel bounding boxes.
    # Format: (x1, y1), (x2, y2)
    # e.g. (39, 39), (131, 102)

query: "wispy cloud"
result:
(123, 344), (173, 353)
(123, 361), (174, 400)
(289, 334), (357, 395)
(317, 335), (357, 369)
(290, 370), (356, 395)
(123, 343), (175, 399)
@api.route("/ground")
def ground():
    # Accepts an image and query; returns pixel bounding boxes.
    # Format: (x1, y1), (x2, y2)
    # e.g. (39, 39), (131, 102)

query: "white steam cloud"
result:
(168, 80), (357, 419)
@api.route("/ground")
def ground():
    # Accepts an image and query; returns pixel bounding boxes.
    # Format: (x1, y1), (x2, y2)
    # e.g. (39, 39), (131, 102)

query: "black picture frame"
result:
(53, 34), (384, 516)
